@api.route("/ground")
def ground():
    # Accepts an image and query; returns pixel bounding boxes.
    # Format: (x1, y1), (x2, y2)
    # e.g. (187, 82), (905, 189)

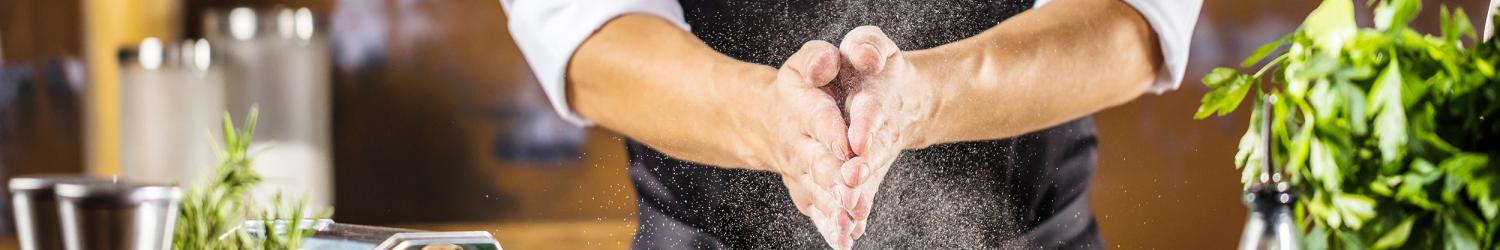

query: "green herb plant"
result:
(173, 107), (330, 250)
(1197, 0), (1500, 248)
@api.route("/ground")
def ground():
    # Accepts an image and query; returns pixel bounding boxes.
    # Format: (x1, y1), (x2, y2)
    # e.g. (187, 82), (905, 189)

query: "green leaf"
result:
(1469, 176), (1499, 219)
(1369, 179), (1395, 196)
(1453, 8), (1478, 43)
(1445, 215), (1480, 250)
(1438, 153), (1488, 175)
(1244, 35), (1291, 67)
(1337, 230), (1368, 249)
(1308, 195), (1342, 227)
(1416, 130), (1461, 155)
(241, 106), (258, 149)
(1304, 0), (1357, 50)
(1334, 193), (1377, 229)
(1372, 217), (1415, 249)
(1284, 98), (1316, 175)
(1338, 82), (1369, 135)
(221, 112), (236, 150)
(1309, 79), (1336, 122)
(1203, 67), (1242, 88)
(1293, 52), (1342, 81)
(1309, 137), (1342, 190)
(1196, 69), (1255, 119)
(1475, 58), (1495, 77)
(1236, 100), (1267, 177)
(1438, 6), (1477, 44)
(1440, 7), (1476, 43)
(1305, 223), (1331, 250)
(1369, 58), (1408, 164)
(1374, 0), (1421, 31)
(1396, 170), (1439, 209)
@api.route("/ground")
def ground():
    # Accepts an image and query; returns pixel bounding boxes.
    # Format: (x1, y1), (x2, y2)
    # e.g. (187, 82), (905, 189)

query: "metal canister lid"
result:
(9, 175), (108, 195)
(54, 181), (182, 207)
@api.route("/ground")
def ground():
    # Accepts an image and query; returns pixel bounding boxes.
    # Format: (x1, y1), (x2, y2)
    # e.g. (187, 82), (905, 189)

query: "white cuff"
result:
(1119, 0), (1203, 94)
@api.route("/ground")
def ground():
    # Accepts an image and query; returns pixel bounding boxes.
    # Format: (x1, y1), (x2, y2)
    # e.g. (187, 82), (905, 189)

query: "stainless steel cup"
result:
(9, 175), (107, 250)
(55, 181), (182, 250)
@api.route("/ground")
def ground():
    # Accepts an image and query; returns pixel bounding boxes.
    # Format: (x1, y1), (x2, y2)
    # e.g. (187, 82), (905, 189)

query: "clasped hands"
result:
(753, 26), (944, 249)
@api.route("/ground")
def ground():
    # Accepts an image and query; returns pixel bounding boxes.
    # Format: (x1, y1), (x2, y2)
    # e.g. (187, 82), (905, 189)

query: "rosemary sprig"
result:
(172, 107), (329, 249)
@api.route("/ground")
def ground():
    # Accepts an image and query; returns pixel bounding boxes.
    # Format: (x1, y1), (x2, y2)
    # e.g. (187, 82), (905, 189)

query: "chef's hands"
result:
(755, 40), (857, 250)
(835, 26), (944, 239)
(766, 29), (942, 248)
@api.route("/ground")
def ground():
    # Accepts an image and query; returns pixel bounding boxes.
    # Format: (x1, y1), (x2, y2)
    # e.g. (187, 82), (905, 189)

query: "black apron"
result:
(629, 1), (1102, 249)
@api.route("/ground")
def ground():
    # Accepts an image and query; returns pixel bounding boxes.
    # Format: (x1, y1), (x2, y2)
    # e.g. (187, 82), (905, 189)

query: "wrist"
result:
(715, 61), (781, 171)
(904, 50), (957, 149)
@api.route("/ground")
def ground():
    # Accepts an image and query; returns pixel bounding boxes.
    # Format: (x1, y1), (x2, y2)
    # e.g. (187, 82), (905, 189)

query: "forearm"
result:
(569, 14), (777, 170)
(912, 0), (1161, 146)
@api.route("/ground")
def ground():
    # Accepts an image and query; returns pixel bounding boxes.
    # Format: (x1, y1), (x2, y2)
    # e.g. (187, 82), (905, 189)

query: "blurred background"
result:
(0, 0), (1490, 249)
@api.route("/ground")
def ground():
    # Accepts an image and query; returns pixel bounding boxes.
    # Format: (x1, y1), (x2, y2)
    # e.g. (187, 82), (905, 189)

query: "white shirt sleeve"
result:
(499, 0), (690, 127)
(1035, 0), (1204, 94)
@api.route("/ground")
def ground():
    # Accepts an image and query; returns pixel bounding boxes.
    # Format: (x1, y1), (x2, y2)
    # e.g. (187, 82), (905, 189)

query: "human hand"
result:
(750, 40), (858, 249)
(834, 26), (945, 239)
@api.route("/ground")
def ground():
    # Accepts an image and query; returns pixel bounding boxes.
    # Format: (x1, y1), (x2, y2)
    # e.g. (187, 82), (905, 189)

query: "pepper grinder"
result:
(1237, 95), (1301, 250)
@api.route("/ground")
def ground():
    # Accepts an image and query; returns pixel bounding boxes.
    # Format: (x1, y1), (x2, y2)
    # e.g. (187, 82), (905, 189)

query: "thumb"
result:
(783, 40), (841, 87)
(839, 26), (900, 73)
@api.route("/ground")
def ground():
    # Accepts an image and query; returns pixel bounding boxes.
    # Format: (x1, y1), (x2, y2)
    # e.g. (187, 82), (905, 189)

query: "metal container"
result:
(243, 219), (503, 250)
(54, 181), (182, 250)
(9, 175), (107, 250)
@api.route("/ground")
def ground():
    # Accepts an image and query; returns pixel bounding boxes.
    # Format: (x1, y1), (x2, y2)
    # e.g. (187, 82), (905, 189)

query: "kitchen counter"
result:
(0, 219), (637, 250)
(398, 220), (637, 250)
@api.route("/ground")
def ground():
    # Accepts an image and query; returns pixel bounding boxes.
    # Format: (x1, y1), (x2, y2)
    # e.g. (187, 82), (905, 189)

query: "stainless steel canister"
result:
(9, 175), (106, 250)
(54, 181), (182, 250)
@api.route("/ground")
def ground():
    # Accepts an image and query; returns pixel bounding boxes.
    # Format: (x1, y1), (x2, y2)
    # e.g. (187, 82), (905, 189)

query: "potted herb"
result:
(1197, 0), (1500, 248)
(172, 108), (329, 249)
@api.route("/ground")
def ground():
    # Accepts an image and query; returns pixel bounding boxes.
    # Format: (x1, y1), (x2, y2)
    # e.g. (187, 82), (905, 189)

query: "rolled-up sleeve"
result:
(1036, 0), (1203, 94)
(1119, 0), (1204, 94)
(499, 0), (690, 126)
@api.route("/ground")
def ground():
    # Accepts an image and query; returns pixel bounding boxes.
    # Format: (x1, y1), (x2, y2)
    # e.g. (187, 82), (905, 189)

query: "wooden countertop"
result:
(397, 220), (637, 250)
(0, 220), (636, 250)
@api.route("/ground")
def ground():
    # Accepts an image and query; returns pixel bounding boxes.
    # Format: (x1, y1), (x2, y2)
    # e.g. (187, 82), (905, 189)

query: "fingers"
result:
(783, 40), (841, 88)
(851, 180), (876, 239)
(806, 50), (840, 87)
(797, 142), (843, 193)
(806, 98), (853, 160)
(852, 216), (867, 239)
(851, 187), (877, 239)
(853, 150), (898, 239)
(840, 157), (872, 222)
(849, 44), (884, 73)
(845, 92), (882, 155)
(802, 175), (854, 250)
(839, 26), (901, 74)
(839, 156), (867, 188)
(844, 131), (900, 239)
(785, 143), (851, 235)
(799, 172), (845, 223)
(839, 156), (866, 190)
(833, 211), (854, 249)
(785, 173), (853, 249)
(809, 207), (854, 250)
(787, 41), (853, 162)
